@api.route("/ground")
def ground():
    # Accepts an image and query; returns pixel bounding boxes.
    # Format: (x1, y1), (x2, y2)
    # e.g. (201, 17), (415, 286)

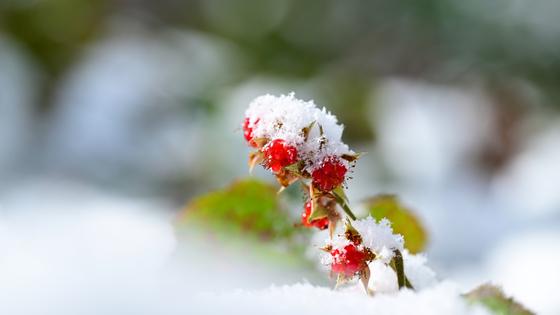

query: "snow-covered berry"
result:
(244, 94), (355, 175)
(331, 244), (368, 276)
(312, 157), (347, 191)
(301, 201), (329, 230)
(262, 139), (298, 173)
(243, 118), (259, 147)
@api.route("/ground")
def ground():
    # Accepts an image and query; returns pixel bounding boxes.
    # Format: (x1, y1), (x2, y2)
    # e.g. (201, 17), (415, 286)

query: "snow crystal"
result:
(245, 93), (353, 172)
(351, 216), (404, 263)
(402, 251), (438, 289)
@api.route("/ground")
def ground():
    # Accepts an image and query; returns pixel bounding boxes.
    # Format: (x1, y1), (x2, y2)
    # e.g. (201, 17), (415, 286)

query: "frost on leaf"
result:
(464, 284), (535, 315)
(365, 194), (427, 254)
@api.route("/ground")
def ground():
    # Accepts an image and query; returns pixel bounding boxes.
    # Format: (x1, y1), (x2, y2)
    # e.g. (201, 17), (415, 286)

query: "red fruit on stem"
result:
(262, 139), (298, 173)
(243, 118), (259, 147)
(331, 244), (367, 276)
(301, 201), (329, 230)
(312, 157), (347, 191)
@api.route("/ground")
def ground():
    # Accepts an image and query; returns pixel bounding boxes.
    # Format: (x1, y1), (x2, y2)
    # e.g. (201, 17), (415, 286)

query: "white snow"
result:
(189, 282), (491, 315)
(353, 216), (405, 263)
(245, 93), (353, 172)
(484, 229), (560, 315)
(492, 122), (560, 217)
(0, 178), (531, 315)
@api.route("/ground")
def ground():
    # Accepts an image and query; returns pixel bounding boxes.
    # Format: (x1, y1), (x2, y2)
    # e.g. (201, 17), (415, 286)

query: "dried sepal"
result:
(359, 266), (373, 296)
(252, 137), (269, 149)
(274, 168), (299, 188)
(284, 161), (304, 176)
(301, 121), (316, 142)
(308, 185), (340, 222)
(344, 220), (362, 245)
(320, 244), (333, 253)
(309, 184), (341, 235)
(308, 200), (329, 222)
(327, 217), (338, 239)
(341, 152), (362, 163)
(248, 151), (264, 173)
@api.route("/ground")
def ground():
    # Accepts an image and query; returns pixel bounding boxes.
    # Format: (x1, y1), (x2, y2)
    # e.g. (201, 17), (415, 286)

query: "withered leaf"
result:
(464, 284), (534, 315)
(365, 194), (427, 254)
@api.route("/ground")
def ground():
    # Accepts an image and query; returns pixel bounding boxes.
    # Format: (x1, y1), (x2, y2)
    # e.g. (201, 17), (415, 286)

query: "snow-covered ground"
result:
(0, 178), (557, 315)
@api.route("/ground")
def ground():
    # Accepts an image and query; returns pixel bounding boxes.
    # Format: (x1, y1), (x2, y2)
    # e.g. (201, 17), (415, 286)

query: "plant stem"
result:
(332, 191), (357, 221)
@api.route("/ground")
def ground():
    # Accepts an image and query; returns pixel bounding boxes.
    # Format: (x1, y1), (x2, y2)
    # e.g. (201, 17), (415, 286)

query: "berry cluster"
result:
(243, 94), (358, 231)
(243, 121), (349, 192)
(243, 94), (412, 293)
(321, 218), (409, 289)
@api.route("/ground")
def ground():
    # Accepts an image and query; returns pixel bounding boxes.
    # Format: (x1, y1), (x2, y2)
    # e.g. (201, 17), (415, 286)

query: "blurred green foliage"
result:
(4, 0), (560, 144)
(365, 194), (428, 254)
(176, 178), (321, 271)
(1, 0), (106, 77)
(465, 284), (535, 315)
(177, 178), (294, 240)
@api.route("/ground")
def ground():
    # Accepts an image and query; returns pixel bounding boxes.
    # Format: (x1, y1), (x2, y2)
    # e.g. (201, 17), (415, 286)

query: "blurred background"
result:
(1, 0), (560, 314)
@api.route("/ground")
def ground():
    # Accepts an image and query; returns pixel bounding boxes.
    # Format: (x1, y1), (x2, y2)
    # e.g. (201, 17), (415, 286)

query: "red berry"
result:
(331, 244), (367, 276)
(312, 157), (347, 191)
(301, 201), (329, 230)
(243, 118), (259, 147)
(262, 139), (298, 173)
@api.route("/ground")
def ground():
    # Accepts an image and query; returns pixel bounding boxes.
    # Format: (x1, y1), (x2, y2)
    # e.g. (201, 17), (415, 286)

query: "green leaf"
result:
(389, 249), (414, 290)
(464, 284), (535, 315)
(365, 195), (427, 254)
(177, 178), (294, 241)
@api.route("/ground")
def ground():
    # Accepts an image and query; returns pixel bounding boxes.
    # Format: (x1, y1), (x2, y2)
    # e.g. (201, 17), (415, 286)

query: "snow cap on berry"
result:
(352, 216), (404, 263)
(245, 93), (354, 173)
(323, 216), (404, 266)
